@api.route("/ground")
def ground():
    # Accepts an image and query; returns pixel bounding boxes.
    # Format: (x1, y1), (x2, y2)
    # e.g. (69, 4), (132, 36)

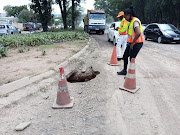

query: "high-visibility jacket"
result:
(128, 17), (144, 43)
(118, 18), (128, 35)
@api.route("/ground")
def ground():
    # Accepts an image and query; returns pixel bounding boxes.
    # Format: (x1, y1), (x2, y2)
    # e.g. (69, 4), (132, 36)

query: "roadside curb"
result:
(0, 38), (91, 96)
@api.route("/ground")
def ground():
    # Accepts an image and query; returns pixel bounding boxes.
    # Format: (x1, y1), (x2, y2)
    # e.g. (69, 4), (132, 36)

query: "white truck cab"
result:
(84, 10), (106, 34)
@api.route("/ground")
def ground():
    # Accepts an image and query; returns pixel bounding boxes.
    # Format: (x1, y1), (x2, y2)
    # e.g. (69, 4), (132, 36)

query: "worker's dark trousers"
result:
(122, 42), (143, 71)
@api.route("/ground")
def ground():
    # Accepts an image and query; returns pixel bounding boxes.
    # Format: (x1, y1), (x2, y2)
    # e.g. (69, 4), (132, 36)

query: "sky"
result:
(0, 0), (95, 14)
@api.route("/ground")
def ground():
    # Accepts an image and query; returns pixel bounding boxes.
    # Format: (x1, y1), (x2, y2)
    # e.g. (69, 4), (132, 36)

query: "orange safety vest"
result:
(127, 17), (144, 43)
(118, 18), (128, 35)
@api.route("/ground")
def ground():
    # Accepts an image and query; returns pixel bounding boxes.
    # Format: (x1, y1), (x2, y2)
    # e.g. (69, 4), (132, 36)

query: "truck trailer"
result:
(83, 10), (106, 34)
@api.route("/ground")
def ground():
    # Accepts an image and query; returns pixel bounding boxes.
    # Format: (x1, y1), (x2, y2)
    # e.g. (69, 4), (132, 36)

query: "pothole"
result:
(67, 66), (100, 83)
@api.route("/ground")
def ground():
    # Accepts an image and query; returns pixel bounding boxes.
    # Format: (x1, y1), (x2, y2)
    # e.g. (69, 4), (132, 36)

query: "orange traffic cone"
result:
(108, 46), (120, 66)
(119, 58), (140, 94)
(52, 68), (74, 109)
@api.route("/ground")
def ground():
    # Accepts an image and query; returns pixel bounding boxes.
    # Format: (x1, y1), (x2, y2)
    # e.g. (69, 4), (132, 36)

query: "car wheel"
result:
(157, 36), (162, 43)
(144, 34), (147, 40)
(102, 31), (104, 35)
(113, 37), (116, 45)
(176, 41), (180, 44)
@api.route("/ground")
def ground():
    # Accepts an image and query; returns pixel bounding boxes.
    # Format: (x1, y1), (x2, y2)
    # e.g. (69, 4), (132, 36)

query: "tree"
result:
(94, 0), (180, 28)
(72, 0), (82, 29)
(30, 0), (53, 32)
(56, 0), (68, 29)
(106, 14), (114, 24)
(18, 9), (32, 23)
(72, 0), (75, 30)
(3, 5), (28, 17)
(67, 5), (83, 27)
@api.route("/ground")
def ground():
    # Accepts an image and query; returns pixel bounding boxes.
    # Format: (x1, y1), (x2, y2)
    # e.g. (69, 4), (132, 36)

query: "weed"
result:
(39, 87), (47, 93)
(27, 93), (33, 97)
(72, 50), (78, 54)
(18, 48), (24, 53)
(42, 50), (46, 55)
(0, 46), (8, 57)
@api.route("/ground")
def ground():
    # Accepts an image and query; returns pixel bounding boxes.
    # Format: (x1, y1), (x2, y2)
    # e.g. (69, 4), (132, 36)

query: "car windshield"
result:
(159, 24), (178, 31)
(142, 24), (147, 26)
(0, 25), (5, 29)
(115, 22), (121, 28)
(89, 13), (106, 20)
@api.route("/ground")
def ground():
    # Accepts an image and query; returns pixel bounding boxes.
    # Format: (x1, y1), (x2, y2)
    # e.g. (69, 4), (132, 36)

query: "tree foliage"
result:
(30, 0), (53, 32)
(94, 0), (180, 27)
(18, 9), (32, 23)
(67, 5), (83, 27)
(3, 5), (28, 17)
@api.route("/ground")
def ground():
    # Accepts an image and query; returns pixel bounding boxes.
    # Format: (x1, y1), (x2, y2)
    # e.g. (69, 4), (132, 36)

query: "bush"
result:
(0, 31), (89, 48)
(0, 46), (8, 57)
(48, 27), (84, 32)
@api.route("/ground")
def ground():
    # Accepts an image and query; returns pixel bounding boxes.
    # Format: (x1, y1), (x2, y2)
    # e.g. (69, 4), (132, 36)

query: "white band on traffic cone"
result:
(58, 86), (68, 92)
(129, 63), (136, 70)
(126, 73), (136, 79)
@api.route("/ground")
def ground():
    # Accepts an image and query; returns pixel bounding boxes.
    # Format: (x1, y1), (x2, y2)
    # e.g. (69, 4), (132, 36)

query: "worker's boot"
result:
(117, 69), (127, 75)
(117, 58), (122, 61)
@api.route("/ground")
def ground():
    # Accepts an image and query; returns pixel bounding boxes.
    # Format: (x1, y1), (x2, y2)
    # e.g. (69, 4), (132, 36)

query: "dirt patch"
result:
(67, 66), (100, 83)
(0, 40), (88, 86)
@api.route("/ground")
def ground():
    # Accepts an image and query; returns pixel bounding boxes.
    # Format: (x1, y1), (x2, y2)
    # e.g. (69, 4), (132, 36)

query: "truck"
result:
(83, 10), (106, 34)
(23, 22), (36, 31)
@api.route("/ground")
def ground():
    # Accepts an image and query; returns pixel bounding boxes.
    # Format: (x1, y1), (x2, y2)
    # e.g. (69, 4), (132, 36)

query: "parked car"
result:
(144, 23), (180, 43)
(107, 22), (121, 45)
(10, 25), (21, 34)
(142, 24), (147, 31)
(0, 24), (9, 35)
(0, 24), (21, 35)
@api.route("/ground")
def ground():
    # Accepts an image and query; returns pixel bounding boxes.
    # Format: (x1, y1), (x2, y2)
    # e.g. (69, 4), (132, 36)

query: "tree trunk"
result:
(57, 0), (65, 27)
(57, 0), (67, 29)
(139, 0), (145, 23)
(63, 0), (67, 29)
(42, 22), (48, 32)
(72, 0), (75, 30)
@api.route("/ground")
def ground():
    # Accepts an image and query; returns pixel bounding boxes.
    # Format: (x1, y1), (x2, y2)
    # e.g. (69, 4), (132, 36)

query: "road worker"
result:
(116, 11), (129, 61)
(117, 6), (144, 75)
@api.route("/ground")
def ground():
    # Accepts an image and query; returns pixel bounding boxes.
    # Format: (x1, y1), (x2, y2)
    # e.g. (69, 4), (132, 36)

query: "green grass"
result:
(48, 27), (84, 32)
(0, 31), (89, 48)
(39, 44), (60, 49)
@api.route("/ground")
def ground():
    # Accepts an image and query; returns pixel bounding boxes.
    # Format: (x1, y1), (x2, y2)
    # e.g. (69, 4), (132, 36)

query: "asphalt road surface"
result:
(0, 32), (180, 135)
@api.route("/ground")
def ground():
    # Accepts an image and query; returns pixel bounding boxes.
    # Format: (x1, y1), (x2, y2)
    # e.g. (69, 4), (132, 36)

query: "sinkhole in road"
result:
(67, 66), (100, 83)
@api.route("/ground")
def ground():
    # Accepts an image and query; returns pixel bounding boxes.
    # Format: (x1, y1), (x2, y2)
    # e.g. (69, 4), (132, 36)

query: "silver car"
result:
(0, 24), (21, 35)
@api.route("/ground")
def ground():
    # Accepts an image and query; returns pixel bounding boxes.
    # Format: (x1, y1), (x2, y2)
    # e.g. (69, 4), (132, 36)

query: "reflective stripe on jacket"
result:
(128, 17), (144, 43)
(118, 18), (128, 35)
